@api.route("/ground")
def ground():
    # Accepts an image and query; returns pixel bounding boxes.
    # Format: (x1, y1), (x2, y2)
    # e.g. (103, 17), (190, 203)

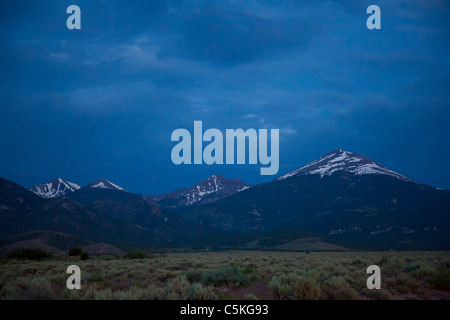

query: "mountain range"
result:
(1, 149), (449, 252)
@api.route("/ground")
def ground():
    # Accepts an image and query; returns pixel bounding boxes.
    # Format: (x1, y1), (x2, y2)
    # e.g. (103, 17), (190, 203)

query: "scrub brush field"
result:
(1, 251), (449, 300)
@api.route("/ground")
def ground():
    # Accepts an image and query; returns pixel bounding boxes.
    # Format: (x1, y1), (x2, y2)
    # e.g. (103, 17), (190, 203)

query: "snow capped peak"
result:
(88, 179), (126, 192)
(277, 149), (416, 182)
(151, 174), (252, 207)
(30, 178), (81, 198)
(185, 174), (224, 205)
(182, 174), (252, 205)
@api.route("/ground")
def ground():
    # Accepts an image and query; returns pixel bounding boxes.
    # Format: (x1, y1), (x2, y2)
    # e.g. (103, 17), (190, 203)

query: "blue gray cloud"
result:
(0, 0), (449, 193)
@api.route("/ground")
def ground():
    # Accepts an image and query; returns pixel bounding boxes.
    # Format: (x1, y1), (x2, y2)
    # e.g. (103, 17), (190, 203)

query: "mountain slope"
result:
(0, 177), (46, 236)
(178, 150), (450, 249)
(277, 149), (415, 182)
(30, 178), (80, 198)
(0, 177), (117, 241)
(67, 183), (211, 244)
(150, 174), (251, 207)
(0, 231), (92, 256)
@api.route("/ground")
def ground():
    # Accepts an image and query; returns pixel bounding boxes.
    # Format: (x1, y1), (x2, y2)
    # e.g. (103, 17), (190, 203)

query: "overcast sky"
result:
(1, 0), (449, 194)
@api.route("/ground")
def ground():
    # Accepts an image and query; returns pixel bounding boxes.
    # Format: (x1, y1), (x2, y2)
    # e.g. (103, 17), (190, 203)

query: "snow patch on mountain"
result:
(152, 174), (252, 207)
(277, 149), (416, 183)
(89, 179), (126, 191)
(30, 178), (81, 198)
(186, 175), (222, 205)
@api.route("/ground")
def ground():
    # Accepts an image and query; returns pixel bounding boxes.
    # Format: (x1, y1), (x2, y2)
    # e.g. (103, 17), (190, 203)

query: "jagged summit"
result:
(30, 178), (80, 198)
(277, 149), (415, 183)
(87, 179), (126, 192)
(184, 174), (250, 204)
(151, 174), (251, 207)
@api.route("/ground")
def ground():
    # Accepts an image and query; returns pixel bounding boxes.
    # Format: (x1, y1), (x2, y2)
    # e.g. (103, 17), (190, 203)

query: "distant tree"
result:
(125, 251), (152, 259)
(8, 248), (52, 260)
(68, 248), (83, 256)
(80, 252), (89, 260)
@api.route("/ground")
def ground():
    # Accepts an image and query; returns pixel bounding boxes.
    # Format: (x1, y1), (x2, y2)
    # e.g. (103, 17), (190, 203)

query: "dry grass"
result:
(0, 251), (449, 300)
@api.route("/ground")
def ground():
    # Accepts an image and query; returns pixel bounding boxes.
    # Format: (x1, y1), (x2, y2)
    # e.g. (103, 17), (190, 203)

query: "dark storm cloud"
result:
(0, 0), (449, 193)
(158, 2), (316, 66)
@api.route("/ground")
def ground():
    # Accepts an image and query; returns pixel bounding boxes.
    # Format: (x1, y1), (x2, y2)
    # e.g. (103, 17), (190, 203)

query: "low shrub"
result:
(167, 276), (191, 300)
(268, 274), (320, 300)
(321, 276), (358, 300)
(185, 269), (205, 283)
(165, 276), (218, 300)
(350, 259), (365, 268)
(428, 269), (450, 291)
(268, 276), (293, 299)
(294, 278), (321, 300)
(125, 251), (152, 259)
(199, 266), (248, 287)
(242, 267), (254, 274)
(80, 252), (89, 260)
(243, 293), (258, 300)
(394, 273), (419, 293)
(403, 265), (420, 273)
(361, 288), (392, 300)
(190, 282), (217, 300)
(410, 263), (437, 279)
(68, 248), (82, 257)
(85, 273), (103, 283)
